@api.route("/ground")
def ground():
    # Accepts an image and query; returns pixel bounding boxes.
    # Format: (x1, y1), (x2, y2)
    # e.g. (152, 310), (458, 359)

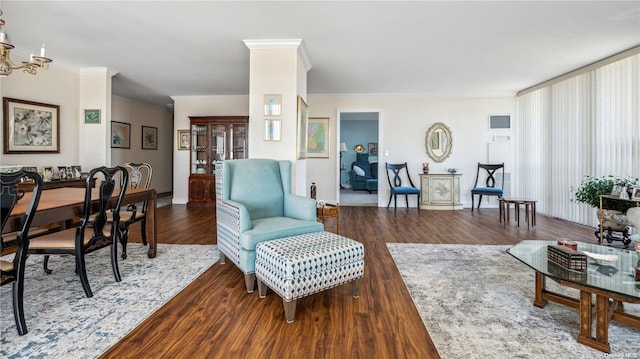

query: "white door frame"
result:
(336, 109), (383, 206)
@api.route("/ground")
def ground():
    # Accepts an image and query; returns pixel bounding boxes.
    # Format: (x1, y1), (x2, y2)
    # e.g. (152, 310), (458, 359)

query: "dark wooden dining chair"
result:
(116, 162), (152, 259)
(1, 169), (43, 335)
(385, 162), (421, 212)
(28, 166), (128, 298)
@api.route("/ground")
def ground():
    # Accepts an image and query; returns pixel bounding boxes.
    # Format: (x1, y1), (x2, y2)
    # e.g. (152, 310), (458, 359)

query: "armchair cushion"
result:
(353, 165), (366, 176)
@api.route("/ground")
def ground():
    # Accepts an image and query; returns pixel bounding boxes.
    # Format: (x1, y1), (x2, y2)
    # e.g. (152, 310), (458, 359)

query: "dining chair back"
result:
(385, 162), (421, 212)
(1, 169), (43, 335)
(117, 162), (152, 259)
(28, 166), (129, 298)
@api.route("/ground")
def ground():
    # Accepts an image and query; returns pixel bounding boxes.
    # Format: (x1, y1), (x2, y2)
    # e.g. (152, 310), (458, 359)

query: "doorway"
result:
(337, 111), (381, 206)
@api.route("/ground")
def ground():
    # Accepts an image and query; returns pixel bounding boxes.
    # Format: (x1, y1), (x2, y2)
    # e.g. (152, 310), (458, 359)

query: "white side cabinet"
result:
(419, 173), (463, 210)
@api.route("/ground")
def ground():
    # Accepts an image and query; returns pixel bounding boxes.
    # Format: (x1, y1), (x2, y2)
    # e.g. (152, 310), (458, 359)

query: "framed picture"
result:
(307, 117), (330, 158)
(3, 97), (60, 154)
(264, 119), (281, 141)
(71, 165), (82, 178)
(42, 166), (53, 181)
(57, 166), (68, 179)
(632, 187), (640, 200)
(142, 126), (158, 150)
(84, 109), (101, 124)
(263, 94), (282, 117)
(177, 129), (190, 150)
(111, 121), (131, 149)
(296, 96), (308, 159)
(368, 142), (378, 156)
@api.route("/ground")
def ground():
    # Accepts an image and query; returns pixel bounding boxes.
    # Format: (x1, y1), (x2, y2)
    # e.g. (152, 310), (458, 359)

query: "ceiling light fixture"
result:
(0, 9), (52, 77)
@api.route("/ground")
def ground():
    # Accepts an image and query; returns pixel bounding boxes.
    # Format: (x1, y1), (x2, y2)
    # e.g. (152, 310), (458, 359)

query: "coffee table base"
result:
(533, 272), (640, 353)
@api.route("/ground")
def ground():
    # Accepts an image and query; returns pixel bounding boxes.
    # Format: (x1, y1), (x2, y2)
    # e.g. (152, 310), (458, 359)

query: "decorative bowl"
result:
(582, 251), (619, 265)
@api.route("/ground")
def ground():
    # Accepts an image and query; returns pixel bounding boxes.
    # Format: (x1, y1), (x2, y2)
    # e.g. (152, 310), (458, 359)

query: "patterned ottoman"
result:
(255, 231), (365, 323)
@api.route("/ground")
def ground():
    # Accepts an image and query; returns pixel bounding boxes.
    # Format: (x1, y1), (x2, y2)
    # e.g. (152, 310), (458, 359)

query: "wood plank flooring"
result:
(100, 205), (598, 359)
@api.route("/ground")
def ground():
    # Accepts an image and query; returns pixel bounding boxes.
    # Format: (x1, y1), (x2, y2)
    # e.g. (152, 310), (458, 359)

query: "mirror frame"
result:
(425, 122), (453, 162)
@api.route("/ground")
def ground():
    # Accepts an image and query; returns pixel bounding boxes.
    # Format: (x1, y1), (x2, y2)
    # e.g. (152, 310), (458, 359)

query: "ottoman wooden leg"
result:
(284, 299), (297, 323)
(244, 273), (256, 293)
(352, 277), (362, 298)
(257, 278), (268, 298)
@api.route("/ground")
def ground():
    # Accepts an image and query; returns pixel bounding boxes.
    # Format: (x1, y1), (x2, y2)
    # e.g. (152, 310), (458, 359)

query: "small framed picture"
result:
(368, 142), (378, 156)
(84, 109), (101, 124)
(177, 129), (190, 150)
(263, 94), (282, 117)
(71, 165), (82, 178)
(632, 187), (640, 200)
(142, 126), (158, 150)
(43, 166), (53, 181)
(57, 166), (67, 179)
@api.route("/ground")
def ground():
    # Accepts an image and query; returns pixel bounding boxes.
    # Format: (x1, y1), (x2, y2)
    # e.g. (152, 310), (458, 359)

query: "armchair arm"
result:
(216, 199), (252, 267)
(284, 194), (317, 221)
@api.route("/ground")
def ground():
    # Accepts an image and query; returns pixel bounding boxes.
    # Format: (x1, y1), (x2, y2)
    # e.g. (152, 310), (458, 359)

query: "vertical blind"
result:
(517, 54), (640, 227)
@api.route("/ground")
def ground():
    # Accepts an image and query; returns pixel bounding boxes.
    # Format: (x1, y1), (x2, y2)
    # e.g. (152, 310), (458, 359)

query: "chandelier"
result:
(0, 9), (52, 77)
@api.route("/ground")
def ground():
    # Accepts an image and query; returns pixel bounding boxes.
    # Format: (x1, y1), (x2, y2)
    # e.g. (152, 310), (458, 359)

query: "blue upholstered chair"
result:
(385, 162), (420, 212)
(471, 163), (504, 211)
(216, 159), (324, 292)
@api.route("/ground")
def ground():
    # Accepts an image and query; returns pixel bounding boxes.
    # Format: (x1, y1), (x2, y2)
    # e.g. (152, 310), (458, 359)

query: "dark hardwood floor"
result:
(100, 205), (597, 359)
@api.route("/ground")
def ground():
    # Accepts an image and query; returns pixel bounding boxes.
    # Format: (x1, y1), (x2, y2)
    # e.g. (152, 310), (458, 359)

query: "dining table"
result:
(4, 187), (158, 258)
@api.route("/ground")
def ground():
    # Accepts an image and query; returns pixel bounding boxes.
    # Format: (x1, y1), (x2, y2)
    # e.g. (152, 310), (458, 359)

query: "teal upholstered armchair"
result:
(216, 159), (324, 292)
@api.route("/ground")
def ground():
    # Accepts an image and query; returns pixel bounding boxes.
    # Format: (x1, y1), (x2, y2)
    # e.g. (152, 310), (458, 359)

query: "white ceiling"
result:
(3, 1), (640, 109)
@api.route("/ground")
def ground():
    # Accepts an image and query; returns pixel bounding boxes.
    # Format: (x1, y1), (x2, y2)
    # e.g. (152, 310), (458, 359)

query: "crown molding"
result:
(243, 39), (312, 72)
(80, 67), (119, 77)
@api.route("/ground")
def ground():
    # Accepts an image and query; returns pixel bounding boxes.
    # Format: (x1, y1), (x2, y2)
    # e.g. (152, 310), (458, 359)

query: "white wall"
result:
(308, 95), (517, 208)
(112, 96), (174, 193)
(0, 66), (81, 168)
(1, 67), (174, 194)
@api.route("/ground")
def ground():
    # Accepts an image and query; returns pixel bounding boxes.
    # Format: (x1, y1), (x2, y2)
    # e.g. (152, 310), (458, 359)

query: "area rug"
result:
(0, 243), (218, 359)
(387, 244), (640, 359)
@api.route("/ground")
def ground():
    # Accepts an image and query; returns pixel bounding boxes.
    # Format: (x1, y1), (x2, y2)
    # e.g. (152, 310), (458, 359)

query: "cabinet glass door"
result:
(232, 124), (247, 159)
(211, 124), (227, 165)
(191, 124), (207, 174)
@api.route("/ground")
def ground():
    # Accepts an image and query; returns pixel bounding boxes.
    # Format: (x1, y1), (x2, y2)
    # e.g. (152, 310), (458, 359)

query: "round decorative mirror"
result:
(425, 122), (452, 162)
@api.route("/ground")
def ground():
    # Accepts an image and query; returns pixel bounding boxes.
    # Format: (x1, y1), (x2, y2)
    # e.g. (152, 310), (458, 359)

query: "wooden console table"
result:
(419, 173), (462, 210)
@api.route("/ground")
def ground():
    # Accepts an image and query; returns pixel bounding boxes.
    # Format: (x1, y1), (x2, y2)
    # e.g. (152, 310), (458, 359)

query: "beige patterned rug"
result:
(387, 243), (640, 359)
(1, 243), (218, 358)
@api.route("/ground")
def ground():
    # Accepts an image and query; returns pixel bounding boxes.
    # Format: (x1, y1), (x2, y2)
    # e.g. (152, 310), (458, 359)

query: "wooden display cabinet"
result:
(187, 116), (248, 208)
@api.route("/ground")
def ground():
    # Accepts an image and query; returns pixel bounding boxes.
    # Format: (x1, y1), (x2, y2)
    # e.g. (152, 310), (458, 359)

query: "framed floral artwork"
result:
(3, 97), (60, 153)
(111, 121), (131, 149)
(142, 126), (158, 150)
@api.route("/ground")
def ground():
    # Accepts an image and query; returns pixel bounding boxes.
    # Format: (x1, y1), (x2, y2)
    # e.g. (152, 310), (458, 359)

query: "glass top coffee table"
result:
(507, 240), (640, 353)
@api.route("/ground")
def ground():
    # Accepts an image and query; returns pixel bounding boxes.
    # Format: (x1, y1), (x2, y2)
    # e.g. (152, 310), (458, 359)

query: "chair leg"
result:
(13, 255), (28, 335)
(394, 195), (397, 213)
(76, 253), (94, 298)
(119, 223), (130, 260)
(405, 194), (409, 209)
(43, 255), (52, 275)
(284, 299), (297, 323)
(111, 238), (122, 283)
(387, 194), (393, 208)
(471, 194), (475, 212)
(477, 195), (483, 209)
(141, 218), (148, 246)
